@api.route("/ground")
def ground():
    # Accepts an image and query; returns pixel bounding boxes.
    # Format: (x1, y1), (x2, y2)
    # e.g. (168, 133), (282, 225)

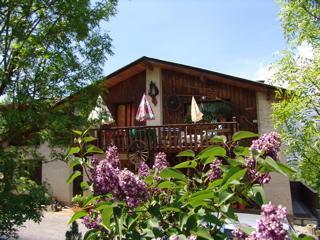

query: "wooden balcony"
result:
(93, 117), (238, 155)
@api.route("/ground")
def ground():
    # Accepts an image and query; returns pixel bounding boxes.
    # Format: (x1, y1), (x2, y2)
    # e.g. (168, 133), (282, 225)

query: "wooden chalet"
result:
(94, 57), (277, 166)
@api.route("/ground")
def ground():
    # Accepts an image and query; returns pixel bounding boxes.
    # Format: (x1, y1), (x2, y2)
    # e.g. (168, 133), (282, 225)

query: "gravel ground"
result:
(17, 209), (86, 240)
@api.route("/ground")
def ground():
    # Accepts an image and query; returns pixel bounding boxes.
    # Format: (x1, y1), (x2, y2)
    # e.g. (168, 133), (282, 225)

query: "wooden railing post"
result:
(232, 116), (238, 133)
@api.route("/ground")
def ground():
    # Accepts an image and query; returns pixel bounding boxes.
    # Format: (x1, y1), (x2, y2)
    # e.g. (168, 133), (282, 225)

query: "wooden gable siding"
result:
(161, 69), (258, 133)
(106, 71), (146, 123)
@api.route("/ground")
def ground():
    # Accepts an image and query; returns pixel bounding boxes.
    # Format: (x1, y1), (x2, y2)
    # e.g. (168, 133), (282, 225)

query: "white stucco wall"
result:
(256, 91), (293, 214)
(39, 143), (73, 203)
(146, 67), (162, 126)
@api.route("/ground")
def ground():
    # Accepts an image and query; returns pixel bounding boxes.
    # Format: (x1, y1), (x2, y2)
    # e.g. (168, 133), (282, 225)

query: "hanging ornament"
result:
(148, 81), (159, 106)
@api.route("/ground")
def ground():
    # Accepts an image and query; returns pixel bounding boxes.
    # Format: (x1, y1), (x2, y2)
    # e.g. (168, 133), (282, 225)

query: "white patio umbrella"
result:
(191, 96), (203, 123)
(136, 94), (155, 122)
(88, 95), (114, 125)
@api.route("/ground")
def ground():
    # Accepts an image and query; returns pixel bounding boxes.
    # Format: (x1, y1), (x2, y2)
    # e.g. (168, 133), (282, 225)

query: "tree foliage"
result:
(272, 0), (320, 190)
(0, 0), (118, 237)
(0, 147), (51, 238)
(0, 0), (117, 147)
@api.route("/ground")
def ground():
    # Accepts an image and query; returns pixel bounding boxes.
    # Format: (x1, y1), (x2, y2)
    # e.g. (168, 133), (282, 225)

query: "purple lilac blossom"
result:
(119, 169), (149, 208)
(208, 159), (222, 181)
(82, 212), (101, 229)
(250, 132), (281, 160)
(245, 157), (256, 169)
(232, 203), (288, 240)
(245, 157), (271, 185)
(153, 152), (168, 171)
(246, 168), (271, 185)
(91, 154), (99, 166)
(104, 145), (120, 169)
(138, 162), (150, 177)
(92, 160), (121, 196)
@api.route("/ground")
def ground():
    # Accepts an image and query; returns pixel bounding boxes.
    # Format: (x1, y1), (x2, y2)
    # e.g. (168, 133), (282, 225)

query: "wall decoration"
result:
(148, 81), (159, 105)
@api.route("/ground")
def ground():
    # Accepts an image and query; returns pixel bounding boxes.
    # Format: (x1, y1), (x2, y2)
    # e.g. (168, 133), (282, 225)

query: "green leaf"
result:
(148, 204), (162, 220)
(207, 179), (223, 189)
(161, 207), (182, 213)
(185, 214), (197, 231)
(83, 229), (99, 240)
(95, 201), (117, 211)
(102, 207), (113, 229)
(80, 181), (89, 190)
(220, 168), (247, 191)
(84, 195), (100, 207)
(189, 192), (214, 203)
(232, 131), (258, 142)
(209, 135), (227, 143)
(174, 160), (197, 169)
(202, 213), (222, 226)
(68, 157), (82, 168)
(300, 236), (316, 240)
(277, 162), (296, 175)
(158, 181), (178, 189)
(198, 146), (226, 161)
(188, 199), (209, 208)
(191, 227), (214, 240)
(264, 156), (287, 176)
(252, 185), (267, 205)
(68, 210), (87, 224)
(227, 156), (246, 166)
(83, 136), (97, 143)
(203, 156), (218, 165)
(233, 146), (250, 156)
(239, 225), (255, 235)
(67, 170), (82, 184)
(144, 175), (154, 185)
(219, 191), (234, 205)
(86, 145), (104, 154)
(159, 168), (187, 181)
(176, 150), (195, 158)
(72, 130), (83, 136)
(226, 168), (247, 183)
(67, 147), (80, 156)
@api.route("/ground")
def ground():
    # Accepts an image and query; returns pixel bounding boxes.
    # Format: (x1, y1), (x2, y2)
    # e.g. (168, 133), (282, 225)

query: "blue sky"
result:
(102, 0), (286, 80)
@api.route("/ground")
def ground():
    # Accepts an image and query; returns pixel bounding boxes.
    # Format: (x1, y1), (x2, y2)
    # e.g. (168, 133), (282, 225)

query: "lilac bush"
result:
(66, 130), (298, 239)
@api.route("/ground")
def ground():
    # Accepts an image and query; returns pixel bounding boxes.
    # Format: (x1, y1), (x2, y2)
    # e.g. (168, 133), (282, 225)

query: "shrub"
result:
(65, 130), (300, 240)
(0, 147), (51, 238)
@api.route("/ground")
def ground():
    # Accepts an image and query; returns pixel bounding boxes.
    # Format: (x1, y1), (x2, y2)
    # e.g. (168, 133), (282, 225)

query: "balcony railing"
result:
(93, 117), (238, 153)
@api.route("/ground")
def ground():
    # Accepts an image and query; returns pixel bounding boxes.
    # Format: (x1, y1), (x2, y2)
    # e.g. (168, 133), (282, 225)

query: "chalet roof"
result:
(104, 56), (278, 93)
